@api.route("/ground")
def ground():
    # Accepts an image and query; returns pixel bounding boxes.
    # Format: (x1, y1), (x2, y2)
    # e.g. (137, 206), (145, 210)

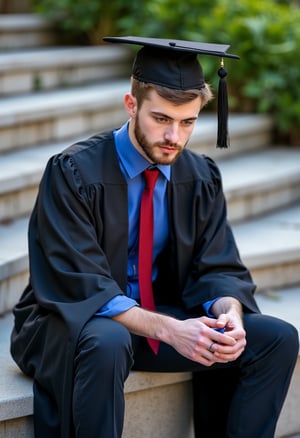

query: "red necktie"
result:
(138, 168), (160, 354)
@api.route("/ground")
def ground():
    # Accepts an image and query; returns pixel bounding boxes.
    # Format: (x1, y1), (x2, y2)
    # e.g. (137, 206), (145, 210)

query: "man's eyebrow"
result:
(150, 111), (172, 119)
(150, 111), (198, 121)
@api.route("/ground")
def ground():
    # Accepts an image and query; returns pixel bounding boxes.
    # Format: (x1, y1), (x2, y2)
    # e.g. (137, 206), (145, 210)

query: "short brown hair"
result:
(131, 77), (213, 110)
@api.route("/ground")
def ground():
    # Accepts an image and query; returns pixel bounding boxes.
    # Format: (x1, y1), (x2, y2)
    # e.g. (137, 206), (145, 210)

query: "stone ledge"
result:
(0, 82), (129, 153)
(0, 313), (192, 422)
(256, 287), (300, 437)
(1, 295), (300, 438)
(0, 14), (53, 31)
(0, 81), (129, 127)
(0, 46), (130, 71)
(190, 113), (273, 157)
(0, 311), (194, 438)
(0, 46), (131, 96)
(233, 204), (300, 289)
(0, 14), (56, 50)
(125, 370), (192, 394)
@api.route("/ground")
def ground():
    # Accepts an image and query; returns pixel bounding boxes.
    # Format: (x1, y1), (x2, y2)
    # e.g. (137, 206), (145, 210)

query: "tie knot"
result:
(143, 168), (159, 189)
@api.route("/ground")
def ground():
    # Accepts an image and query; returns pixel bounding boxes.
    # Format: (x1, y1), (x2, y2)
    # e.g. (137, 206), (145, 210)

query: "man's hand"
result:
(208, 297), (247, 363)
(113, 297), (246, 366)
(165, 315), (241, 366)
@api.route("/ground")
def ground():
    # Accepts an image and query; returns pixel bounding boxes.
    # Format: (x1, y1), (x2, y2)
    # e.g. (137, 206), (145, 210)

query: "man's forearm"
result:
(113, 305), (178, 343)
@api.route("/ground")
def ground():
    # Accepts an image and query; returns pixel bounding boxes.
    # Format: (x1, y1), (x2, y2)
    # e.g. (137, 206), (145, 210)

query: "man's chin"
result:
(143, 147), (182, 165)
(152, 155), (180, 165)
(159, 150), (182, 164)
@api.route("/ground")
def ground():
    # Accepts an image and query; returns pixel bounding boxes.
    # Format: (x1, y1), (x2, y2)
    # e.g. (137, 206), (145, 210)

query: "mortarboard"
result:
(103, 36), (240, 148)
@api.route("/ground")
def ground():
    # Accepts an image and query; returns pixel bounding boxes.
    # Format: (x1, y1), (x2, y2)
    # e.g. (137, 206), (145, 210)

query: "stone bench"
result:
(0, 313), (193, 438)
(1, 295), (300, 438)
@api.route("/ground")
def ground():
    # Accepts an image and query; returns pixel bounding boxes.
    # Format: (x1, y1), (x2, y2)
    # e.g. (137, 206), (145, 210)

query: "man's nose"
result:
(164, 124), (179, 144)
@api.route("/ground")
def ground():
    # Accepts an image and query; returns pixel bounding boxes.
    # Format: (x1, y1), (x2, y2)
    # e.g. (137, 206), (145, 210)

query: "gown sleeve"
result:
(28, 151), (125, 317)
(179, 155), (259, 313)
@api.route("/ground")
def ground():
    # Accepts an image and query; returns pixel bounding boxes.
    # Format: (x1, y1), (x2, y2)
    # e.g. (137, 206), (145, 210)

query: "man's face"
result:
(131, 89), (202, 165)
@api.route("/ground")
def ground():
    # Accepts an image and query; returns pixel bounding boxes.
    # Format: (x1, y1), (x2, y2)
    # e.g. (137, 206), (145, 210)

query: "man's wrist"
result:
(211, 297), (242, 317)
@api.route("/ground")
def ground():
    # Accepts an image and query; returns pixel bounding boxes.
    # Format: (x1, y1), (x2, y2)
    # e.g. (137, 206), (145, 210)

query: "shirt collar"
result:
(114, 121), (171, 181)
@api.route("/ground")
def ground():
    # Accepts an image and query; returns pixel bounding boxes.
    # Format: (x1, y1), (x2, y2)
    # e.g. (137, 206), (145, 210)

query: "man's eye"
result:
(154, 116), (169, 123)
(182, 120), (194, 126)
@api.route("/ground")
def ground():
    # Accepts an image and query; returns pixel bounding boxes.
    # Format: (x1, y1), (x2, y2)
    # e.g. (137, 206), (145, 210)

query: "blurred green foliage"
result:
(33, 0), (144, 45)
(34, 0), (300, 144)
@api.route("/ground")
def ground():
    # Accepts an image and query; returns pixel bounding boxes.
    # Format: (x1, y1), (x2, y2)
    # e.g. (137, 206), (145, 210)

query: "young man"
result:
(11, 37), (299, 438)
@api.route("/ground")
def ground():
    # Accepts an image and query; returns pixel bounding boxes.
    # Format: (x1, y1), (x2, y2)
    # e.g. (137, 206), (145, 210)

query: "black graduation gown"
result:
(10, 130), (259, 437)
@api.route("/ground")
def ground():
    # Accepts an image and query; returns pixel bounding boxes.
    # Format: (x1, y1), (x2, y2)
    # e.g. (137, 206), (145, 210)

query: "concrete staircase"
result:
(0, 14), (300, 438)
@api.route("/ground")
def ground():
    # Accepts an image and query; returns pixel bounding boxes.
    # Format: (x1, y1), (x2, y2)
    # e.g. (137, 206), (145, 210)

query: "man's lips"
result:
(158, 144), (178, 152)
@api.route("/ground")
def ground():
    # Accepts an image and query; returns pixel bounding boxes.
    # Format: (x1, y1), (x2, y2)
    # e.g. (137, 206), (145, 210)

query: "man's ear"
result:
(124, 93), (137, 118)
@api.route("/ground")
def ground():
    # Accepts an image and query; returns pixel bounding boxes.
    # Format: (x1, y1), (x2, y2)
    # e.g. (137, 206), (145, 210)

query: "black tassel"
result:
(217, 60), (229, 148)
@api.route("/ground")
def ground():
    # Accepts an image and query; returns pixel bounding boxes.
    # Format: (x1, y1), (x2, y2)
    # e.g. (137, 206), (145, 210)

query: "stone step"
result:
(0, 81), (130, 153)
(255, 286), (300, 438)
(233, 203), (300, 290)
(0, 46), (131, 96)
(0, 217), (28, 316)
(218, 146), (300, 223)
(0, 141), (69, 222)
(0, 114), (275, 223)
(190, 113), (273, 159)
(0, 80), (272, 154)
(1, 198), (300, 316)
(2, 144), (299, 224)
(0, 286), (299, 438)
(0, 14), (56, 50)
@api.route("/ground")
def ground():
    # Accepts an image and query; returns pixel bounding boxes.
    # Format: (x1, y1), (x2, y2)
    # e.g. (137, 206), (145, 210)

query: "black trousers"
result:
(35, 309), (299, 438)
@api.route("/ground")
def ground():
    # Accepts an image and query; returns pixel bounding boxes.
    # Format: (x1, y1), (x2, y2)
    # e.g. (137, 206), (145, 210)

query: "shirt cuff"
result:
(95, 295), (139, 317)
(203, 298), (225, 333)
(202, 298), (220, 317)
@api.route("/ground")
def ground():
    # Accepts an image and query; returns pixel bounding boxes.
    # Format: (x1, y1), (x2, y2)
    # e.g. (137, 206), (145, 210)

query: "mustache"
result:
(155, 141), (180, 149)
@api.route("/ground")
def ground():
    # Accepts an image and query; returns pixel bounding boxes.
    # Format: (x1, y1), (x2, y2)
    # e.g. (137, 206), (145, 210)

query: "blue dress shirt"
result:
(96, 122), (218, 318)
(96, 122), (170, 316)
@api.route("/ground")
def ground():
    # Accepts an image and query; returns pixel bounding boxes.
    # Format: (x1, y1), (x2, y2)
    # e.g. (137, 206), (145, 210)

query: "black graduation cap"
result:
(103, 36), (240, 148)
